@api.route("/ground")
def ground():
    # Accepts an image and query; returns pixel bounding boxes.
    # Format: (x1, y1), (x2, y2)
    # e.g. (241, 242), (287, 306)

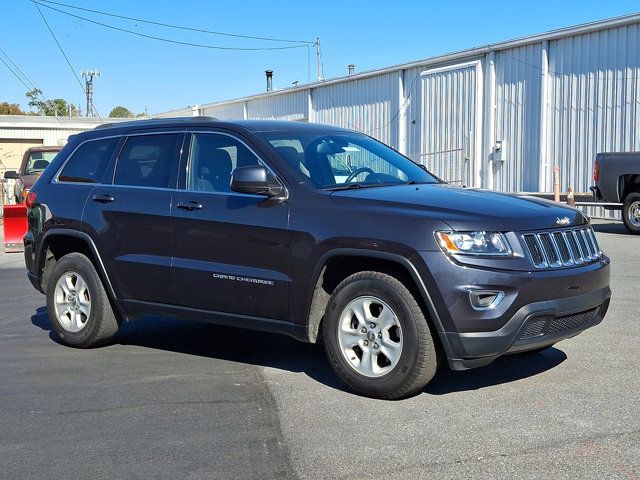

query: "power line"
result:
(34, 1), (311, 51)
(32, 0), (103, 122)
(0, 46), (70, 121)
(0, 50), (69, 125)
(38, 0), (316, 45)
(0, 47), (38, 92)
(495, 48), (639, 80)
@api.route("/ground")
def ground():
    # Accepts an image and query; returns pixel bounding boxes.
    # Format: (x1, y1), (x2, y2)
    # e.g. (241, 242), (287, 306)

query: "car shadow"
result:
(591, 222), (626, 234)
(31, 309), (568, 397)
(423, 348), (567, 395)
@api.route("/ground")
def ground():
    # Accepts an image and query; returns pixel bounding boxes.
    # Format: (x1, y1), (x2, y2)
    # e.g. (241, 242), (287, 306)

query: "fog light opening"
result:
(469, 290), (505, 310)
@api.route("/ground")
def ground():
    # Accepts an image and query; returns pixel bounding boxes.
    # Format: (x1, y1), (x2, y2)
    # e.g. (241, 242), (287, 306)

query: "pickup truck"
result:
(3, 146), (61, 204)
(591, 152), (640, 234)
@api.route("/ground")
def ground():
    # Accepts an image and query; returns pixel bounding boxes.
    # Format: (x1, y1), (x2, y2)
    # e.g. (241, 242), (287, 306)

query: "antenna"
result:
(316, 38), (323, 81)
(81, 69), (101, 117)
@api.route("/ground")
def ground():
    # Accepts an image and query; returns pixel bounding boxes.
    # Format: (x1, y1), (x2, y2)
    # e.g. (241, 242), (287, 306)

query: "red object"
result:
(593, 160), (600, 183)
(3, 204), (28, 253)
(25, 191), (37, 208)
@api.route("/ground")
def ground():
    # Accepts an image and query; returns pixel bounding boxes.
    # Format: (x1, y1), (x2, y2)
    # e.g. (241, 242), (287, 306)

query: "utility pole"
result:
(316, 38), (323, 82)
(81, 70), (101, 117)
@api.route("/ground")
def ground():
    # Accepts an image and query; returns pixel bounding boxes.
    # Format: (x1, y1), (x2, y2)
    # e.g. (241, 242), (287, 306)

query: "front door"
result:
(171, 131), (290, 320)
(83, 131), (185, 304)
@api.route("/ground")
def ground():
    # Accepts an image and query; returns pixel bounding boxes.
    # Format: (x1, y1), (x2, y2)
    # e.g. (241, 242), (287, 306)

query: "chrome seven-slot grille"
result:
(522, 226), (602, 269)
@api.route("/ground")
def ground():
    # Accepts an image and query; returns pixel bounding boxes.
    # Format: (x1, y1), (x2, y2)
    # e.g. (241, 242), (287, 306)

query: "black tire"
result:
(323, 271), (438, 399)
(622, 192), (640, 234)
(46, 252), (120, 348)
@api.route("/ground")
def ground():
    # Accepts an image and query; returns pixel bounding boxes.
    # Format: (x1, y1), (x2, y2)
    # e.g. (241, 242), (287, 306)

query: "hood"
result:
(329, 183), (587, 231)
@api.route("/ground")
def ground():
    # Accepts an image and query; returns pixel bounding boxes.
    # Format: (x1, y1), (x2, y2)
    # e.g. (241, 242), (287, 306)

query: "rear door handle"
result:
(92, 194), (115, 203)
(176, 201), (203, 211)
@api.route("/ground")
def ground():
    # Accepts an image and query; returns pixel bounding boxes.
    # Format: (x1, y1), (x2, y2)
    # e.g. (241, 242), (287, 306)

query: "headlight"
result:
(436, 231), (511, 256)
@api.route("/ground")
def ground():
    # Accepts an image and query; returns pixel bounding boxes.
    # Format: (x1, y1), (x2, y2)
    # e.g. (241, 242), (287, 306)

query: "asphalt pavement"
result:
(0, 220), (638, 479)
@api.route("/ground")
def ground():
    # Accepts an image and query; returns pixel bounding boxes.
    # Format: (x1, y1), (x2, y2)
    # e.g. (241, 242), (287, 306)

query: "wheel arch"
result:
(304, 248), (452, 356)
(618, 174), (640, 202)
(38, 229), (118, 302)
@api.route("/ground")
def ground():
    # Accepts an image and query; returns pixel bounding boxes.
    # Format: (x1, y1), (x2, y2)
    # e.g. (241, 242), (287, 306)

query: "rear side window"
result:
(115, 134), (183, 188)
(58, 137), (118, 183)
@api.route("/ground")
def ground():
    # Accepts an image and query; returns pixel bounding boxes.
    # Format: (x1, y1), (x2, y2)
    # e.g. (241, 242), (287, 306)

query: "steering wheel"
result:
(345, 167), (374, 183)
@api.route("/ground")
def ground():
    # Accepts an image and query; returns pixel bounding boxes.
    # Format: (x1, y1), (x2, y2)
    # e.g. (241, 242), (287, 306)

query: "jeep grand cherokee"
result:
(23, 118), (611, 399)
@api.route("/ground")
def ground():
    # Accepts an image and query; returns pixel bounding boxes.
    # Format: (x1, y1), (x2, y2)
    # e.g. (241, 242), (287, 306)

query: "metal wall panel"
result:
(0, 127), (87, 145)
(201, 102), (245, 120)
(312, 73), (398, 146)
(418, 63), (478, 185)
(548, 23), (640, 193)
(153, 107), (193, 118)
(247, 90), (308, 120)
(493, 44), (543, 192)
(404, 66), (429, 161)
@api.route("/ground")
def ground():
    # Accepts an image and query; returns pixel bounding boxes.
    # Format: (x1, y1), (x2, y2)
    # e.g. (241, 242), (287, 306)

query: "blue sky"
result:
(1, 0), (639, 116)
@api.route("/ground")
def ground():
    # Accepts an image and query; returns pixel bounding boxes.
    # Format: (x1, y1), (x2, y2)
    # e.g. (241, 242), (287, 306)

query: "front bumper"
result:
(445, 288), (610, 370)
(415, 251), (611, 370)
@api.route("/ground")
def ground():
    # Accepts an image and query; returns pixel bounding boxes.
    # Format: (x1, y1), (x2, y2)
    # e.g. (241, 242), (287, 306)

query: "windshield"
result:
(25, 150), (58, 175)
(257, 131), (439, 189)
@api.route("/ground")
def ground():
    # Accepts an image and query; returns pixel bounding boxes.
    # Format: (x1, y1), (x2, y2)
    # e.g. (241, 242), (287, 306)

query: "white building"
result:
(0, 115), (121, 172)
(157, 13), (640, 198)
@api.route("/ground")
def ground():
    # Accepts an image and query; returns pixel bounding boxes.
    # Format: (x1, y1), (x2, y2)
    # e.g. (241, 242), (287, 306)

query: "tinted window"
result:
(115, 134), (183, 188)
(188, 133), (260, 193)
(58, 137), (118, 183)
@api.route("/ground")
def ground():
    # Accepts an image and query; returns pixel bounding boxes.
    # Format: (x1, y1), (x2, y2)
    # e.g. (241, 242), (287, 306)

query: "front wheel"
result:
(323, 271), (438, 399)
(46, 252), (120, 348)
(622, 192), (640, 234)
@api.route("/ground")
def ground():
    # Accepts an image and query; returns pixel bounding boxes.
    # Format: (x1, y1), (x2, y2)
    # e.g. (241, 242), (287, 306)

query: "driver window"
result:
(188, 133), (261, 193)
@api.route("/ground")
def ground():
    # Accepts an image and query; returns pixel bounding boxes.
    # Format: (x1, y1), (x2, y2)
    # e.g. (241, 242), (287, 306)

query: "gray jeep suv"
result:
(23, 118), (611, 399)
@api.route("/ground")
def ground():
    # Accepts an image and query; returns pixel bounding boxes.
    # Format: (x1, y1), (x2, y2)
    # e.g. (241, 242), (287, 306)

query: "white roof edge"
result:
(171, 12), (640, 111)
(0, 115), (133, 129)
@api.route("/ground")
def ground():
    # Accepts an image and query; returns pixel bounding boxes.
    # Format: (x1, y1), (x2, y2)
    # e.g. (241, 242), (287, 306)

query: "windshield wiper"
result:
(324, 183), (365, 191)
(403, 180), (440, 185)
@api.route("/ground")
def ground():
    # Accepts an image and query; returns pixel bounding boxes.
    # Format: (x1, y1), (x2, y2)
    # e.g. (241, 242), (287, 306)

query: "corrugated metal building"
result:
(0, 116), (122, 172)
(157, 13), (640, 203)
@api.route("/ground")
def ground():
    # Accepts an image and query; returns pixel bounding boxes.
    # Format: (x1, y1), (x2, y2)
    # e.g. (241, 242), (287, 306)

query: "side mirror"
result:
(231, 165), (285, 198)
(3, 170), (19, 179)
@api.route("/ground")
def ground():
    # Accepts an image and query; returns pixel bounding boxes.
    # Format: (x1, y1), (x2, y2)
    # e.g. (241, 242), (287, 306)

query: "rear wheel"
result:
(46, 252), (120, 348)
(622, 192), (640, 234)
(323, 271), (438, 399)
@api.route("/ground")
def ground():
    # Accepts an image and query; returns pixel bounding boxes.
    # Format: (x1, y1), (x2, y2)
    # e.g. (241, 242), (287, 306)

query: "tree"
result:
(0, 102), (24, 115)
(109, 106), (133, 118)
(25, 89), (78, 116)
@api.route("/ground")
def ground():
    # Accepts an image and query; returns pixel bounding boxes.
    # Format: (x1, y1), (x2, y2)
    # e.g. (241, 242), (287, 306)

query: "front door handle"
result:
(92, 194), (115, 203)
(176, 201), (203, 211)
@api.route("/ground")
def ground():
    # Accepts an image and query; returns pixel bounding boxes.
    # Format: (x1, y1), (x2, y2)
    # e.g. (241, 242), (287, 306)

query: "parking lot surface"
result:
(0, 220), (638, 479)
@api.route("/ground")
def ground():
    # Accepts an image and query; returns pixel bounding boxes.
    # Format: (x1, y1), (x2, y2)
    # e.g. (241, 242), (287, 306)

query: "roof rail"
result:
(93, 115), (220, 129)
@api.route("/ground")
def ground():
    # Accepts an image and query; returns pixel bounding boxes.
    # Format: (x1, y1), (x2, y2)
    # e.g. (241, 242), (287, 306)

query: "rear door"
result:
(82, 131), (185, 303)
(170, 130), (291, 320)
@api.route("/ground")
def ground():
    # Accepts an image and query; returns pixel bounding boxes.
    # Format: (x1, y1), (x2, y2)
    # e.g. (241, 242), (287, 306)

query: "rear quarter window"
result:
(58, 137), (119, 183)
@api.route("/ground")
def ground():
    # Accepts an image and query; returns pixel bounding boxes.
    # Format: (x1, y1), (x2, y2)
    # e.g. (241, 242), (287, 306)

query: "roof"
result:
(164, 11), (640, 112)
(0, 115), (129, 130)
(92, 117), (350, 133)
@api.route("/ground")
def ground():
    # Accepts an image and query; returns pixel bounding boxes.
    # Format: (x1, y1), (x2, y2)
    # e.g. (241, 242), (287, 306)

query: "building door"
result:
(418, 61), (481, 187)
